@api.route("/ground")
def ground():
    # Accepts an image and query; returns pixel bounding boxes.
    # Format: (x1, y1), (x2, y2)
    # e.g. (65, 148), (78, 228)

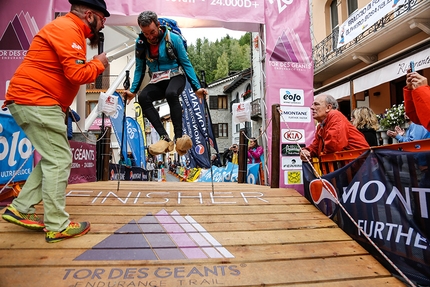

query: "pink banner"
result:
(0, 0), (53, 100)
(264, 0), (314, 193)
(69, 141), (97, 184)
(54, 0), (264, 27)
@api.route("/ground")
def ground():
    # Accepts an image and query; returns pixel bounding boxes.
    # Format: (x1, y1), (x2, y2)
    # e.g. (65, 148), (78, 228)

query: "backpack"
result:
(158, 18), (188, 50)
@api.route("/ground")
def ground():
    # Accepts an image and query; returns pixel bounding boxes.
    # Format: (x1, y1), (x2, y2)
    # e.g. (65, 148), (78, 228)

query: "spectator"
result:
(146, 158), (155, 181)
(351, 107), (380, 147)
(247, 137), (264, 164)
(1, 0), (110, 243)
(119, 154), (131, 168)
(300, 94), (369, 162)
(387, 114), (430, 187)
(127, 151), (136, 167)
(223, 144), (239, 165)
(404, 72), (430, 131)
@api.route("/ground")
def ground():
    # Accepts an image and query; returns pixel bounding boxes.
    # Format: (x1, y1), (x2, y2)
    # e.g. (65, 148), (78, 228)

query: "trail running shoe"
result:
(175, 135), (193, 156)
(45, 222), (91, 243)
(45, 221), (91, 243)
(2, 205), (45, 231)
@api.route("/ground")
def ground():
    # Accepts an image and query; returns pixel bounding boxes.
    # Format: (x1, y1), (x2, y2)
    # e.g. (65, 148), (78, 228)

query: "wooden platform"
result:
(0, 181), (406, 287)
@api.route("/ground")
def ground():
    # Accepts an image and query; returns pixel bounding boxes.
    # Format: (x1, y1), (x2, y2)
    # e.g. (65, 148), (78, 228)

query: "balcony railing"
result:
(251, 98), (261, 120)
(312, 0), (419, 70)
(86, 75), (121, 90)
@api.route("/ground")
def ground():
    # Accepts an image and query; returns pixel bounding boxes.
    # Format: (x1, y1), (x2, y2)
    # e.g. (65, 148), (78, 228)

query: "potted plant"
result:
(377, 102), (406, 131)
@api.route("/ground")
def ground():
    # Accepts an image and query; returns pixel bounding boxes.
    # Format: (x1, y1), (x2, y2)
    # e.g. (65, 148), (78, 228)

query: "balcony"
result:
(250, 98), (261, 120)
(313, 0), (430, 88)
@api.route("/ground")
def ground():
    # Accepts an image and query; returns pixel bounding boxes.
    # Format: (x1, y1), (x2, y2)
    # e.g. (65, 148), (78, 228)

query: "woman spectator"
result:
(247, 137), (264, 164)
(351, 107), (380, 147)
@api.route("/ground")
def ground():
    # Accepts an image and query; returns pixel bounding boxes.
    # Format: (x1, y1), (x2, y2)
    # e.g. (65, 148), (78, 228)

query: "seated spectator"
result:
(351, 107), (380, 147)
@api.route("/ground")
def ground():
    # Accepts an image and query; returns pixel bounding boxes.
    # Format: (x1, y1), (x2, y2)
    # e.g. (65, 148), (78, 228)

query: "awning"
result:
(315, 81), (350, 100)
(354, 47), (430, 93)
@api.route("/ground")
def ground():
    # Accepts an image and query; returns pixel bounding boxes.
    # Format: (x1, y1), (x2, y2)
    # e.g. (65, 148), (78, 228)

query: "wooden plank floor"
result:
(0, 181), (406, 287)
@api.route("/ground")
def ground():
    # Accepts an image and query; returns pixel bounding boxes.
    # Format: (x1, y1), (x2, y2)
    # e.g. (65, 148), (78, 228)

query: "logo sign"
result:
(282, 128), (305, 143)
(279, 106), (311, 123)
(309, 179), (338, 218)
(75, 209), (234, 261)
(280, 88), (304, 106)
(282, 156), (302, 170)
(281, 143), (305, 156)
(284, 170), (302, 184)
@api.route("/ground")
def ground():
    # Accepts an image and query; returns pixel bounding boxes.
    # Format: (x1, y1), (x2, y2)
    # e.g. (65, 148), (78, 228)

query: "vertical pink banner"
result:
(264, 0), (314, 193)
(0, 0), (53, 100)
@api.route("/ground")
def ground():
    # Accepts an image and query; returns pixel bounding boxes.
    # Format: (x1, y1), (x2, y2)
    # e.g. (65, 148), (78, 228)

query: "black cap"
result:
(69, 0), (110, 17)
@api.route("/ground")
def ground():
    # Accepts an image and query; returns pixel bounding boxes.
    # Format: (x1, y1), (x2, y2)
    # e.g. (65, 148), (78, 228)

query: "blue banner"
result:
(197, 163), (260, 184)
(303, 149), (430, 285)
(109, 92), (127, 160)
(180, 81), (211, 168)
(0, 112), (33, 184)
(126, 117), (146, 168)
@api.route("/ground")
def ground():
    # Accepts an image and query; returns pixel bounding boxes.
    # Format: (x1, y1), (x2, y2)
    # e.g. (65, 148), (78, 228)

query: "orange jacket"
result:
(305, 109), (370, 157)
(6, 13), (105, 112)
(404, 86), (430, 131)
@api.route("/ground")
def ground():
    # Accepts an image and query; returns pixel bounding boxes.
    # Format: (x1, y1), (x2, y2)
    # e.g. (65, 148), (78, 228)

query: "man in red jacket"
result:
(404, 72), (430, 132)
(300, 94), (369, 162)
(2, 0), (110, 243)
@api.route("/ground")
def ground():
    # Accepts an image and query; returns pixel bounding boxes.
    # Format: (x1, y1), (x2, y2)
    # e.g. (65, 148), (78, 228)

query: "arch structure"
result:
(0, 0), (314, 191)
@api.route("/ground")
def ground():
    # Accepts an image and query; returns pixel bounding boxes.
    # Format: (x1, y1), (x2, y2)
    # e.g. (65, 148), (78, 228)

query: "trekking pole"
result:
(117, 70), (130, 191)
(200, 70), (215, 195)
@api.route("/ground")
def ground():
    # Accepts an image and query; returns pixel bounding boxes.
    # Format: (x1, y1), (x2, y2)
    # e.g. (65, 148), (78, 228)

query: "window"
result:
(212, 123), (228, 138)
(86, 100), (100, 117)
(243, 84), (252, 100)
(347, 0), (358, 16)
(209, 95), (228, 110)
(330, 0), (338, 30)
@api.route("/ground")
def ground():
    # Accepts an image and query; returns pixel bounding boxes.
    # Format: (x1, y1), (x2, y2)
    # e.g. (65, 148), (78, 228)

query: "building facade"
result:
(312, 0), (430, 119)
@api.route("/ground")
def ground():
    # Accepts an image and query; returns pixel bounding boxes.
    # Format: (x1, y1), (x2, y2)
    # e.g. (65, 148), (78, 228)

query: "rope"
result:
(275, 106), (416, 287)
(0, 149), (34, 195)
(70, 111), (109, 143)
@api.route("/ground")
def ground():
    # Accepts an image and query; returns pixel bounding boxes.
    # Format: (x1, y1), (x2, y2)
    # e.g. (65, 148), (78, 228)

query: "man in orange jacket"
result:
(2, 0), (110, 243)
(300, 94), (369, 162)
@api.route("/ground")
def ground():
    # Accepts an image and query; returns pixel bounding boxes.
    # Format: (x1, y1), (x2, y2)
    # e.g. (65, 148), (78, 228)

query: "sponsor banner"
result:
(69, 141), (96, 184)
(337, 0), (406, 48)
(109, 163), (148, 181)
(197, 163), (260, 184)
(281, 128), (305, 143)
(0, 113), (33, 184)
(303, 149), (430, 285)
(280, 88), (304, 106)
(181, 81), (211, 169)
(0, 0), (52, 99)
(126, 116), (146, 168)
(265, 0), (314, 193)
(108, 92), (127, 160)
(281, 156), (302, 170)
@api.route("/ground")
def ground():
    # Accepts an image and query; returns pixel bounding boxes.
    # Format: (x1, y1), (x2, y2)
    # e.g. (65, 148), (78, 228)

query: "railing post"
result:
(238, 128), (248, 183)
(271, 104), (280, 188)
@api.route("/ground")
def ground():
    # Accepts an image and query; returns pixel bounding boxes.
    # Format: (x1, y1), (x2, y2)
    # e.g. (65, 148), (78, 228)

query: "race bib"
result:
(150, 70), (171, 84)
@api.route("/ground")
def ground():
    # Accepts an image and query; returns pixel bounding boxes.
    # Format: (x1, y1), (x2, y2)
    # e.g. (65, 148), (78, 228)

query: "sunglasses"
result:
(91, 10), (106, 24)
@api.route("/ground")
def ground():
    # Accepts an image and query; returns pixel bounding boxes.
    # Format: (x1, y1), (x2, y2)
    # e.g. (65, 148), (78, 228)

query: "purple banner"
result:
(69, 141), (96, 184)
(0, 0), (53, 101)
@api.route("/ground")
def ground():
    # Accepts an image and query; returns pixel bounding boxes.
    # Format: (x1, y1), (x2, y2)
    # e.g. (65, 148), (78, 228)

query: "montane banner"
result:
(303, 149), (430, 285)
(180, 81), (212, 169)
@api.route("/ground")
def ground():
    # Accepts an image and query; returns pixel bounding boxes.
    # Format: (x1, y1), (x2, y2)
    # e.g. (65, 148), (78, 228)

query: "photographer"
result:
(223, 144), (239, 166)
